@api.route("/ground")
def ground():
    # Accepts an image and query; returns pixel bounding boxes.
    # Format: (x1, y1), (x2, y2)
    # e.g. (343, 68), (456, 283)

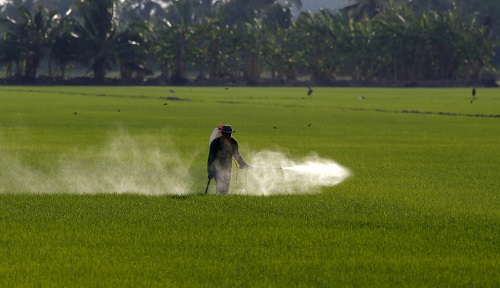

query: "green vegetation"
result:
(0, 86), (499, 287)
(0, 0), (497, 83)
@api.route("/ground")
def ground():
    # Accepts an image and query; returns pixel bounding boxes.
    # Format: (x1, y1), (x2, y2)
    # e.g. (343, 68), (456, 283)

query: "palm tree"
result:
(115, 20), (153, 80)
(344, 0), (399, 20)
(121, 0), (168, 25)
(261, 2), (295, 80)
(71, 0), (120, 83)
(407, 0), (454, 12)
(162, 0), (203, 83)
(70, 0), (152, 82)
(0, 4), (58, 80)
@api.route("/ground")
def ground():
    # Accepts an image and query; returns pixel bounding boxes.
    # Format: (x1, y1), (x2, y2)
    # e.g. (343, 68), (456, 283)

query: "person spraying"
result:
(207, 125), (251, 194)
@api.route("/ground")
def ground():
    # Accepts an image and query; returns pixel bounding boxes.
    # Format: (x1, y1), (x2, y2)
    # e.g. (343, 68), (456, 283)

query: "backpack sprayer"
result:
(205, 124), (282, 194)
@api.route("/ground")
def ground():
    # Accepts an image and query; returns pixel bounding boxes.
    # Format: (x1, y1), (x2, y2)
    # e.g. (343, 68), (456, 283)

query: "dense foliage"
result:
(1, 86), (499, 286)
(0, 0), (497, 83)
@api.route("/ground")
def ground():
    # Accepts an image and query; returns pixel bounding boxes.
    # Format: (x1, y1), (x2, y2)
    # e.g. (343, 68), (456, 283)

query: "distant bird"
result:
(470, 86), (477, 104)
(169, 89), (175, 93)
(307, 86), (313, 96)
(308, 123), (312, 127)
(163, 103), (168, 105)
(358, 95), (365, 100)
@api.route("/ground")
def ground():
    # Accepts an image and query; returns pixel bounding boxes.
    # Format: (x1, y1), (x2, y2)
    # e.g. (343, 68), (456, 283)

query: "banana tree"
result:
(368, 6), (495, 81)
(345, 0), (397, 20)
(294, 10), (344, 82)
(0, 32), (23, 77)
(371, 7), (422, 80)
(151, 19), (177, 79)
(188, 18), (219, 80)
(261, 2), (295, 80)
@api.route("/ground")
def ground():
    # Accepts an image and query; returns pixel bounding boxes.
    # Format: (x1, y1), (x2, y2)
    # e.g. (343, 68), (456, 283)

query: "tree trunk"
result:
(175, 29), (186, 79)
(93, 58), (107, 83)
(209, 39), (221, 80)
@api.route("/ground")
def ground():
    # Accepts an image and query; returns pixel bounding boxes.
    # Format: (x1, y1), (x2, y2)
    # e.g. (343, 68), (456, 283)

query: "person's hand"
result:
(208, 173), (214, 179)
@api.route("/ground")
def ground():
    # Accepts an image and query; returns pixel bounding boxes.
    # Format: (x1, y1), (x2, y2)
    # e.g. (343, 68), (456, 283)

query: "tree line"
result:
(0, 0), (497, 85)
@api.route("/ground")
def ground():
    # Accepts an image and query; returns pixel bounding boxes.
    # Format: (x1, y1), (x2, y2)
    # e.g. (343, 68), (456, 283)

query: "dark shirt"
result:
(208, 137), (248, 178)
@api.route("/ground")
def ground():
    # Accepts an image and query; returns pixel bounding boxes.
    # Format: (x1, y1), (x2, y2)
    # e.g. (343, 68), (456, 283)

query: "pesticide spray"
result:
(231, 150), (351, 196)
(0, 131), (351, 196)
(0, 131), (191, 195)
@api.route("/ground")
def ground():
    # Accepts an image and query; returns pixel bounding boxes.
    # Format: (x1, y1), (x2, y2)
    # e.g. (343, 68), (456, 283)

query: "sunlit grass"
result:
(0, 86), (499, 287)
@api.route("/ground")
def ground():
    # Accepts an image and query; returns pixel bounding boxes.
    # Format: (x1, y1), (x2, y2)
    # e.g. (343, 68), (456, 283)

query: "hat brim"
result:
(221, 130), (236, 134)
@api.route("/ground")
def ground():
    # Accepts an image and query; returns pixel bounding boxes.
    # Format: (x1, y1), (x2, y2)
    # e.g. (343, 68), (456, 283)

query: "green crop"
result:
(0, 86), (499, 287)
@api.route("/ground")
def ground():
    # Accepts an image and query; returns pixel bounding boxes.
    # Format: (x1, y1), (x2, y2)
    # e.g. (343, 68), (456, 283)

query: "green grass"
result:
(0, 86), (499, 287)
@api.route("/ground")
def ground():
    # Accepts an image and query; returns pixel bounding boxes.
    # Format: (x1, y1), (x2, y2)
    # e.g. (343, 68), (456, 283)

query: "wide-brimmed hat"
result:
(220, 125), (236, 134)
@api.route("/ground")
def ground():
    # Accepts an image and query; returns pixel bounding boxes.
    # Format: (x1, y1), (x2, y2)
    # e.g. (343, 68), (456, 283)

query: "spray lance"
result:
(204, 178), (211, 194)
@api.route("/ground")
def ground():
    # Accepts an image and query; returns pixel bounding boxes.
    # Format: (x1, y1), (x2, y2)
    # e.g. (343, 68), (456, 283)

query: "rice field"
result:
(0, 86), (499, 287)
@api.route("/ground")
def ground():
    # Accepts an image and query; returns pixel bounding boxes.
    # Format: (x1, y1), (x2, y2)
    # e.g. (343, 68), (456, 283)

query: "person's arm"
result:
(232, 139), (250, 169)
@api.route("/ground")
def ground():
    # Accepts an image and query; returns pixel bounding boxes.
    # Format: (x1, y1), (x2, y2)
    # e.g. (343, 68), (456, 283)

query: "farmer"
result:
(207, 125), (250, 194)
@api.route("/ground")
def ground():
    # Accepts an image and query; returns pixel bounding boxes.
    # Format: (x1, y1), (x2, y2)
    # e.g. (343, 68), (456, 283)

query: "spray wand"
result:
(247, 167), (283, 170)
(204, 178), (211, 194)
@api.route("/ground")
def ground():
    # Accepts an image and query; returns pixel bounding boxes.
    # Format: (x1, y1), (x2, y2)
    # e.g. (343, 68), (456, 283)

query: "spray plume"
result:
(0, 133), (351, 196)
(0, 132), (191, 195)
(232, 151), (351, 196)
